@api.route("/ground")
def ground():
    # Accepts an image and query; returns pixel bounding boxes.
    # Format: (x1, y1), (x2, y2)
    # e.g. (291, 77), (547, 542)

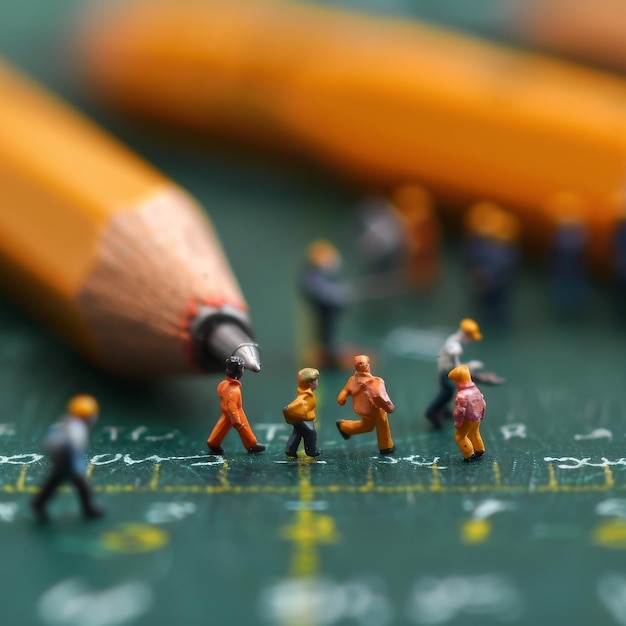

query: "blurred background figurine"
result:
(391, 184), (441, 291)
(282, 367), (321, 459)
(298, 239), (352, 368)
(547, 192), (589, 315)
(207, 356), (266, 455)
(31, 395), (104, 522)
(448, 365), (486, 463)
(354, 195), (405, 276)
(464, 202), (521, 327)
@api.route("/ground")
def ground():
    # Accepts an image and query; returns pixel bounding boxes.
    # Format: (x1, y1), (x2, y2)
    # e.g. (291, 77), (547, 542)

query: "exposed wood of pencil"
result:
(0, 59), (246, 376)
(79, 0), (626, 271)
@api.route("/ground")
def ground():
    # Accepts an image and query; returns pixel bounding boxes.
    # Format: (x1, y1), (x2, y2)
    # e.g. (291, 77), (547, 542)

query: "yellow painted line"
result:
(431, 462), (442, 491)
(545, 463), (558, 490)
(149, 463), (161, 491)
(605, 465), (615, 489)
(17, 465), (28, 491)
(492, 462), (502, 488)
(86, 464), (94, 479)
(461, 518), (492, 544)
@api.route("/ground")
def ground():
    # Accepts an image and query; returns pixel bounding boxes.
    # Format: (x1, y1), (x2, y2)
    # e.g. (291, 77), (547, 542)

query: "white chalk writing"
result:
(574, 429), (613, 441)
(38, 578), (153, 626)
(499, 424), (526, 440)
(406, 574), (524, 624)
(598, 574), (626, 626)
(544, 457), (626, 469)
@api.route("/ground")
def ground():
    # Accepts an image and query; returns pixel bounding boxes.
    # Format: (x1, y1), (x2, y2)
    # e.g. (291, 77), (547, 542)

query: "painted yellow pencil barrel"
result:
(0, 59), (246, 375)
(79, 0), (626, 269)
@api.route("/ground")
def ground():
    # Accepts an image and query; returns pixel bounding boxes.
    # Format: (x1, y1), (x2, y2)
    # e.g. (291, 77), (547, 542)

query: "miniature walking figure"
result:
(283, 368), (321, 459)
(31, 395), (104, 522)
(424, 318), (503, 429)
(207, 356), (266, 455)
(298, 239), (352, 367)
(448, 365), (486, 462)
(336, 354), (396, 455)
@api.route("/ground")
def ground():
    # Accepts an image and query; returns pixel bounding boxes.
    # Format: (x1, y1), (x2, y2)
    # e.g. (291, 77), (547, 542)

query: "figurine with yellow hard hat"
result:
(424, 319), (502, 429)
(448, 365), (486, 462)
(31, 394), (104, 522)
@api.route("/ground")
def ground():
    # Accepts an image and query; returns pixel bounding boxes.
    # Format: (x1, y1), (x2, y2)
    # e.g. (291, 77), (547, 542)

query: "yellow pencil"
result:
(0, 59), (260, 377)
(78, 0), (626, 271)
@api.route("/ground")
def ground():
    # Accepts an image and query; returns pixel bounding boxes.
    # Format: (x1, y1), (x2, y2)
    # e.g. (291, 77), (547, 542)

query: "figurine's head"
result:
(354, 354), (371, 373)
(67, 394), (99, 423)
(225, 355), (245, 380)
(459, 318), (482, 342)
(307, 239), (341, 271)
(298, 367), (320, 390)
(448, 364), (472, 385)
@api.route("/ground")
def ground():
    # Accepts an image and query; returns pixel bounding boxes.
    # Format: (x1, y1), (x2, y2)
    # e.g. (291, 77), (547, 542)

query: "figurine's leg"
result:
(454, 421), (476, 461)
(72, 474), (104, 519)
(207, 415), (231, 453)
(300, 422), (321, 457)
(337, 417), (375, 437)
(425, 373), (455, 428)
(236, 417), (265, 453)
(31, 469), (64, 521)
(467, 422), (485, 456)
(374, 413), (394, 454)
(285, 426), (302, 457)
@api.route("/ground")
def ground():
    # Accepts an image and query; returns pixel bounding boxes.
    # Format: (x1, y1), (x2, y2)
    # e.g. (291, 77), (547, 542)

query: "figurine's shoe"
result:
(84, 506), (105, 519)
(336, 420), (351, 440)
(379, 446), (395, 455)
(30, 501), (49, 523)
(306, 449), (322, 457)
(248, 443), (266, 454)
(463, 453), (479, 463)
(474, 450), (485, 457)
(207, 443), (225, 455)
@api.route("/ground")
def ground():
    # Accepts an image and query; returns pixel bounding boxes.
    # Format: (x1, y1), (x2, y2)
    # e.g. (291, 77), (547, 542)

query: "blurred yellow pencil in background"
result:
(0, 59), (261, 377)
(78, 0), (626, 271)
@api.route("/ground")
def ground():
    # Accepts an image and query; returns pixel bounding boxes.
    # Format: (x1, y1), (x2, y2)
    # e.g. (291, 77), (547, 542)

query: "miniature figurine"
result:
(283, 367), (321, 458)
(391, 184), (441, 291)
(298, 239), (352, 367)
(547, 193), (589, 315)
(425, 318), (503, 429)
(336, 354), (396, 455)
(355, 195), (406, 275)
(464, 201), (520, 326)
(31, 394), (104, 522)
(448, 365), (486, 462)
(207, 356), (265, 455)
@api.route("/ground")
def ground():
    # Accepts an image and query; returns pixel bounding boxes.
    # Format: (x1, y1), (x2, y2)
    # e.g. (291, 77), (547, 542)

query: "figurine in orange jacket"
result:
(207, 356), (265, 455)
(449, 364), (486, 462)
(336, 354), (396, 454)
(283, 367), (321, 458)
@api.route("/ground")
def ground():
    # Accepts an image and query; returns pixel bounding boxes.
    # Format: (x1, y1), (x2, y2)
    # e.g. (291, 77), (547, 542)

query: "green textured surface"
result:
(2, 2), (626, 625)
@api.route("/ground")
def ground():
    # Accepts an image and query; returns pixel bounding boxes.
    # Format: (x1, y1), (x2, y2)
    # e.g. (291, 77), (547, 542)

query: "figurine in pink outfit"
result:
(448, 364), (486, 463)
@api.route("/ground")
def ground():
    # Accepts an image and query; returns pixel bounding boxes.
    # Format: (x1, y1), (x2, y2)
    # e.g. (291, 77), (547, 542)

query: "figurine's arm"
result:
(372, 379), (395, 413)
(453, 396), (467, 428)
(337, 379), (353, 405)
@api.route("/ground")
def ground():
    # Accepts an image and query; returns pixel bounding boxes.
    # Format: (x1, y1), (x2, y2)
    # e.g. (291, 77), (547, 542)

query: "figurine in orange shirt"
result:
(207, 356), (265, 455)
(283, 367), (321, 458)
(336, 354), (396, 455)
